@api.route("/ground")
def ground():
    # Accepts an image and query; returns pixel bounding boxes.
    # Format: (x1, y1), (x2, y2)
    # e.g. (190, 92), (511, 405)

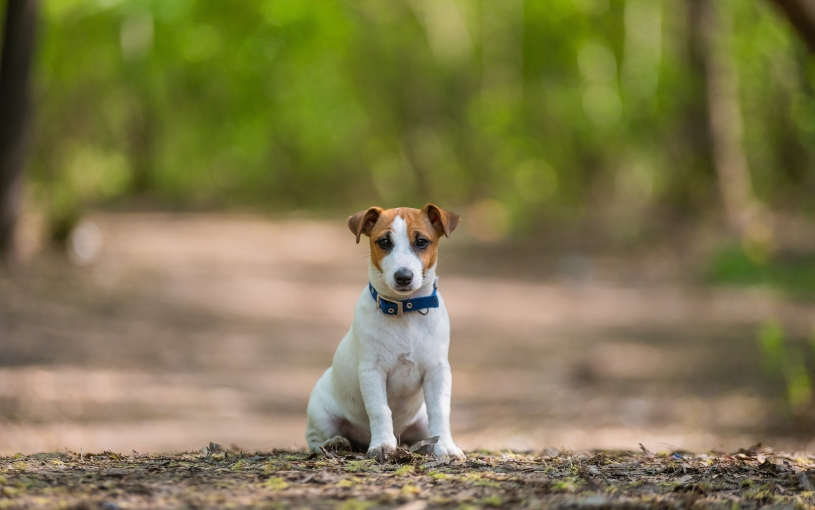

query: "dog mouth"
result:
(390, 283), (415, 294)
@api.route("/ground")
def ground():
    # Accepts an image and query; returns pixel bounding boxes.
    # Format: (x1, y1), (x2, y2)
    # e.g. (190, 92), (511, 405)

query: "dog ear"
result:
(348, 207), (383, 244)
(422, 204), (460, 238)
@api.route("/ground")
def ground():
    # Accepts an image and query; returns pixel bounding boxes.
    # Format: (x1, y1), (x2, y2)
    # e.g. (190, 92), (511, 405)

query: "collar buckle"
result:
(376, 295), (404, 317)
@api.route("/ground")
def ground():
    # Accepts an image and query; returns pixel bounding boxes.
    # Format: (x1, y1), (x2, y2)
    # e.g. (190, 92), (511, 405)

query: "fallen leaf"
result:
(409, 436), (440, 453)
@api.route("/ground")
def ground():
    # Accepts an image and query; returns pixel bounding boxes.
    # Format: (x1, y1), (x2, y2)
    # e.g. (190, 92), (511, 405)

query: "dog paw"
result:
(433, 441), (465, 461)
(320, 435), (352, 453)
(366, 444), (395, 462)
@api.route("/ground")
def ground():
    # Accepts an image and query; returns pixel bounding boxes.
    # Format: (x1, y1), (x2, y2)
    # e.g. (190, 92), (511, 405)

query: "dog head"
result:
(348, 204), (460, 295)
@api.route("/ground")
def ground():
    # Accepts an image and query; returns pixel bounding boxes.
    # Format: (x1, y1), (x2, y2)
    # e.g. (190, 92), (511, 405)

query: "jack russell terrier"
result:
(306, 204), (465, 461)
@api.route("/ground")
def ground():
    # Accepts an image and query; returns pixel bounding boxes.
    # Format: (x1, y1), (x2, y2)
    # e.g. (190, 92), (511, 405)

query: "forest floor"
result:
(2, 445), (814, 509)
(3, 211), (815, 508)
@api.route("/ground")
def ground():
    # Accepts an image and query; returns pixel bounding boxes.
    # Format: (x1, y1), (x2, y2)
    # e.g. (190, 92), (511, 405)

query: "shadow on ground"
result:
(1, 213), (814, 454)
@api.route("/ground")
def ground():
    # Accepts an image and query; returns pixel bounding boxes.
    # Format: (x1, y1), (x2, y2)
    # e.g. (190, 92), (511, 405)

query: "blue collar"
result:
(368, 278), (439, 317)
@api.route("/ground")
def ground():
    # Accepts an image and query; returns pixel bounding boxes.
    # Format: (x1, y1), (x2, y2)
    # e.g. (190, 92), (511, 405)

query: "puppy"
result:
(305, 204), (464, 460)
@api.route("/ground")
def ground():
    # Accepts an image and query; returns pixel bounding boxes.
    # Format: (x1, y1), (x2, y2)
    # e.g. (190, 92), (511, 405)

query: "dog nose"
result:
(394, 268), (413, 286)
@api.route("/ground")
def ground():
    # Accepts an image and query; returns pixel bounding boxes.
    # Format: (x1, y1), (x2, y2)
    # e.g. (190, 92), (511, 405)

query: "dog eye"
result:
(377, 238), (392, 249)
(415, 238), (429, 248)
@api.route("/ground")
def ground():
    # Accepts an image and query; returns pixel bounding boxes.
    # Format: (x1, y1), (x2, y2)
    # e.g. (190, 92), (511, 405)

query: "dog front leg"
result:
(423, 362), (465, 460)
(359, 366), (397, 461)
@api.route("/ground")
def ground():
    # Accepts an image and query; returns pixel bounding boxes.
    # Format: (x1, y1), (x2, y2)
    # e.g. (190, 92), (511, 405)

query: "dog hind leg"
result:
(305, 407), (351, 453)
(306, 368), (353, 453)
(319, 435), (352, 452)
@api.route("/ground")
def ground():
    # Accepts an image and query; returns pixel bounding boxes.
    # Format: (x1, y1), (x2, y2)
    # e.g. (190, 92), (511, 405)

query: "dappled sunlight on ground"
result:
(1, 213), (814, 455)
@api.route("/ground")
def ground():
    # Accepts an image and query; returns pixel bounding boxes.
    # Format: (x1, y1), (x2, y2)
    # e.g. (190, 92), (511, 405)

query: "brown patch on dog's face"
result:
(349, 205), (460, 280)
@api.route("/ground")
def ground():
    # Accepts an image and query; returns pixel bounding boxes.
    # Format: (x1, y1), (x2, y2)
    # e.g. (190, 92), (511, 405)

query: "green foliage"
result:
(709, 246), (815, 298)
(757, 319), (815, 415)
(27, 0), (815, 235)
(758, 319), (786, 376)
(785, 357), (812, 411)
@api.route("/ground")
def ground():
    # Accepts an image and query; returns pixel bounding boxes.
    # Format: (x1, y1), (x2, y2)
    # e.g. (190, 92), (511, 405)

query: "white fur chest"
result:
(352, 287), (450, 373)
(351, 287), (449, 423)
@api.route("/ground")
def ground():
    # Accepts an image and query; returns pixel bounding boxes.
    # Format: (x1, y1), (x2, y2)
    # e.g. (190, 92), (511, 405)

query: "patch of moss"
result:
(400, 484), (420, 495)
(338, 501), (374, 510)
(263, 477), (289, 491)
(344, 459), (378, 473)
(392, 465), (413, 476)
(554, 480), (579, 492)
(478, 494), (504, 507)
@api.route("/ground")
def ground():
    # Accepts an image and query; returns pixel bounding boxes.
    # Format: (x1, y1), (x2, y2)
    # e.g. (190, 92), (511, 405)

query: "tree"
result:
(767, 0), (815, 53)
(701, 0), (759, 233)
(0, 0), (39, 271)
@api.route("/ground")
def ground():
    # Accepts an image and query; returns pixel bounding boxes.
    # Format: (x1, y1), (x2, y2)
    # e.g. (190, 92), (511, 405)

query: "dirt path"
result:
(2, 446), (814, 509)
(1, 212), (814, 455)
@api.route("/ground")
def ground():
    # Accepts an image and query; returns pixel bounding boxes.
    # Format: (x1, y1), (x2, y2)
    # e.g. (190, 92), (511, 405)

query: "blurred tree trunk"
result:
(700, 0), (759, 232)
(0, 0), (39, 271)
(767, 0), (815, 53)
(129, 106), (154, 194)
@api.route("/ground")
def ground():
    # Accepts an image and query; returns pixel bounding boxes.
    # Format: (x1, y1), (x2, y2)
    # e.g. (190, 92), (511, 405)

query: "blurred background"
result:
(1, 0), (815, 455)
